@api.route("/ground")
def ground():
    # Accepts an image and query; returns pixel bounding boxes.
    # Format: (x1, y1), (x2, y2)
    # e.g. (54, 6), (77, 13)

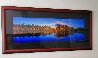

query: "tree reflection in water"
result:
(13, 24), (84, 39)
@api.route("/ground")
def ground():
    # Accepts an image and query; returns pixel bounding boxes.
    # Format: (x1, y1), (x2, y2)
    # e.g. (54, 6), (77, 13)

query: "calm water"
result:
(13, 33), (85, 43)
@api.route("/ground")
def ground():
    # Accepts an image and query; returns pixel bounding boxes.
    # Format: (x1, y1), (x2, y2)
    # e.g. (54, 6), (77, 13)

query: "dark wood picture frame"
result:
(1, 6), (92, 54)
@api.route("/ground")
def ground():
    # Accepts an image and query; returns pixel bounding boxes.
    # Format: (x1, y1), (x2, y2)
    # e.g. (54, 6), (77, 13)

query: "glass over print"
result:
(1, 6), (92, 54)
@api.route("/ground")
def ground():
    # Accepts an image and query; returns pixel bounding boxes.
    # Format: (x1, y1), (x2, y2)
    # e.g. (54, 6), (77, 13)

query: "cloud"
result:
(55, 21), (65, 25)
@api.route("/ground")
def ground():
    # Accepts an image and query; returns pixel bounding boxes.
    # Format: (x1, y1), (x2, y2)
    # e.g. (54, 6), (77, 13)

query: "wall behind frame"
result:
(0, 0), (98, 58)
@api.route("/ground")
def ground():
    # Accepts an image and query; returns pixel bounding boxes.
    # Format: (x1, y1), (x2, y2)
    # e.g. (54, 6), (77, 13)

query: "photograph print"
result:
(8, 17), (85, 49)
(2, 6), (92, 54)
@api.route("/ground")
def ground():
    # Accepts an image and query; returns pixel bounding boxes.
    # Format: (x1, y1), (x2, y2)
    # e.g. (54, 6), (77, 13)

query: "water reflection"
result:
(13, 24), (85, 43)
(13, 33), (85, 43)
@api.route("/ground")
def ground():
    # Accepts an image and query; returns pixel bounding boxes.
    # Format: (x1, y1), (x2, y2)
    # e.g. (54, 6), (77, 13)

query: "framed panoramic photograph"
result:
(1, 6), (92, 54)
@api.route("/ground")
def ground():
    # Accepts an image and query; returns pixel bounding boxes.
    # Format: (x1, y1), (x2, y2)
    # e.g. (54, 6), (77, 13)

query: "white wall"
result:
(0, 0), (98, 58)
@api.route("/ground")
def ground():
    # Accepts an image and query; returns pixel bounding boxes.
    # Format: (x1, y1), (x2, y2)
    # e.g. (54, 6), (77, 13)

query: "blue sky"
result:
(13, 17), (84, 28)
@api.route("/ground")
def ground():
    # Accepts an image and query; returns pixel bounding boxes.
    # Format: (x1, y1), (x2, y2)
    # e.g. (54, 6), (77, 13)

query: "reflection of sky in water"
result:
(13, 33), (85, 43)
